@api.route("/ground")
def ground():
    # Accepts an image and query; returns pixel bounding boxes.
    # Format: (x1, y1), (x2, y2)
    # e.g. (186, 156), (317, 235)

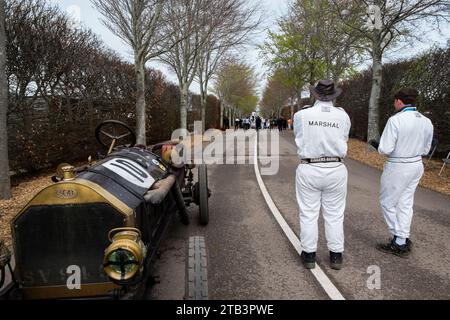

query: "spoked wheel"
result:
(0, 267), (5, 290)
(185, 236), (208, 300)
(0, 242), (11, 289)
(0, 244), (17, 300)
(195, 165), (209, 226)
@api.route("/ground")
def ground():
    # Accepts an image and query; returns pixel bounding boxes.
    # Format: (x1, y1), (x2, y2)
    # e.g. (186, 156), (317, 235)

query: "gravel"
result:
(347, 139), (450, 196)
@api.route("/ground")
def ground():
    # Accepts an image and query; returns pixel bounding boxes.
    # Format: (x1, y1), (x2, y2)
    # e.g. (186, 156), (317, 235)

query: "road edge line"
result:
(253, 134), (346, 301)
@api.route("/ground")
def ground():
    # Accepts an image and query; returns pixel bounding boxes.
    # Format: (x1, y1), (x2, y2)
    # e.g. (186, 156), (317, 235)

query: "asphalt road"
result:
(150, 130), (450, 300)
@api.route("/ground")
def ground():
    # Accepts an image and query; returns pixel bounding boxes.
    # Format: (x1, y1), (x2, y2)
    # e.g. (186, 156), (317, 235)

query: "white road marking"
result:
(253, 134), (346, 301)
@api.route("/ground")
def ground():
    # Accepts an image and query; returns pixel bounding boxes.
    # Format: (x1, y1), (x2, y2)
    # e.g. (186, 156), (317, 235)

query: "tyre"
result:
(185, 236), (208, 300)
(197, 165), (209, 226)
(0, 267), (5, 290)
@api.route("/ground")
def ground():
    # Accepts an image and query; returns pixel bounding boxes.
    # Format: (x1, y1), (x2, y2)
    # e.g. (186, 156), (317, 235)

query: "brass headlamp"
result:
(103, 228), (146, 283)
(61, 166), (76, 181)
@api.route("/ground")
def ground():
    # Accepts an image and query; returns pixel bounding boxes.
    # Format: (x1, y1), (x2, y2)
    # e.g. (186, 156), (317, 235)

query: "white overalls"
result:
(294, 101), (351, 253)
(379, 107), (434, 239)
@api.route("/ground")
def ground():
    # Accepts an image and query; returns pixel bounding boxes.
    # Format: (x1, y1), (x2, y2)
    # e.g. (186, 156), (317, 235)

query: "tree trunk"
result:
(135, 54), (147, 145)
(231, 108), (234, 127)
(325, 52), (331, 80)
(333, 76), (340, 86)
(200, 89), (207, 133)
(296, 92), (302, 111)
(201, 96), (206, 132)
(0, 0), (10, 200)
(368, 35), (382, 143)
(180, 83), (189, 130)
(219, 102), (224, 129)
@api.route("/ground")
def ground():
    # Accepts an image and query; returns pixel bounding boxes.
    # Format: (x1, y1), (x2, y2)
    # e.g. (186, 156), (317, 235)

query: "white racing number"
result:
(102, 158), (155, 189)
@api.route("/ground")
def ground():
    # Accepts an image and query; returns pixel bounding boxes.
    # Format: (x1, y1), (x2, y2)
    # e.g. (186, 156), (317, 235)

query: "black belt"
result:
(301, 157), (343, 164)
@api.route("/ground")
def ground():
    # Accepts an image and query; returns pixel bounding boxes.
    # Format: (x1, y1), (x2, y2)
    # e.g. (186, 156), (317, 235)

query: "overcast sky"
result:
(51, 0), (449, 96)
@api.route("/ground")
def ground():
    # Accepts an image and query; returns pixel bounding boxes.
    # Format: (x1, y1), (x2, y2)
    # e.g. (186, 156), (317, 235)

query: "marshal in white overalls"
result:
(294, 101), (351, 253)
(378, 107), (434, 240)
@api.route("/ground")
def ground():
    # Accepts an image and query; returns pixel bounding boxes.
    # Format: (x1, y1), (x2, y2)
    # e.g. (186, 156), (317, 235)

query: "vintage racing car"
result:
(0, 120), (210, 300)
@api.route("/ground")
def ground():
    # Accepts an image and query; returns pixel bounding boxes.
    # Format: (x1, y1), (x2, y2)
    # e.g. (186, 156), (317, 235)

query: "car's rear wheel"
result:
(185, 236), (208, 300)
(197, 165), (209, 226)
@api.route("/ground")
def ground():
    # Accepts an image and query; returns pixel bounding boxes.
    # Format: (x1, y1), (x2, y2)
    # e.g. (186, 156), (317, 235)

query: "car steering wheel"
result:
(95, 120), (136, 152)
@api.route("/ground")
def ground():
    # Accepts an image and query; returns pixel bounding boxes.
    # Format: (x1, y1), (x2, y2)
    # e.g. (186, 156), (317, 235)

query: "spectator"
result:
(256, 116), (262, 132)
(223, 116), (230, 130)
(235, 118), (241, 130)
(277, 118), (284, 132)
(288, 118), (293, 130)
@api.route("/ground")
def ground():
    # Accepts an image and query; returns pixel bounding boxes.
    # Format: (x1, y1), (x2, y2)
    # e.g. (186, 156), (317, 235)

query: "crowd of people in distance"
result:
(224, 115), (293, 132)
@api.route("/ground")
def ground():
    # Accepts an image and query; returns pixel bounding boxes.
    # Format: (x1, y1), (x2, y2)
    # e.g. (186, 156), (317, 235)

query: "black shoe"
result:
(376, 239), (410, 258)
(393, 236), (413, 252)
(301, 252), (316, 270)
(406, 239), (413, 252)
(330, 252), (343, 270)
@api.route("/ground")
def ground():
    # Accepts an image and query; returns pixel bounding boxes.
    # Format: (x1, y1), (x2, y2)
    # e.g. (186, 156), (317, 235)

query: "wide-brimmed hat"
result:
(310, 80), (342, 101)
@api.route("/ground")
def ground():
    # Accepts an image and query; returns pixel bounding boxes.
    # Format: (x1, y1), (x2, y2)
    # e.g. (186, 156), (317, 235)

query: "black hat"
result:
(394, 88), (419, 105)
(310, 80), (342, 102)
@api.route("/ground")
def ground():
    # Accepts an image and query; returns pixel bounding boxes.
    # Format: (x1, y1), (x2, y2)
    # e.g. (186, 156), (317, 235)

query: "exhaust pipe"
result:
(143, 175), (190, 226)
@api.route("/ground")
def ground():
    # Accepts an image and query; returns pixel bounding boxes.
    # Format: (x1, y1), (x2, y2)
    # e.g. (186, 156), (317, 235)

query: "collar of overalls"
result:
(398, 105), (417, 113)
(314, 100), (334, 107)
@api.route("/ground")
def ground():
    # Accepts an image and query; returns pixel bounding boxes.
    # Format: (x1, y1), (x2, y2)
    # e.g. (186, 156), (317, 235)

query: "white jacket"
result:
(294, 101), (351, 160)
(379, 107), (434, 163)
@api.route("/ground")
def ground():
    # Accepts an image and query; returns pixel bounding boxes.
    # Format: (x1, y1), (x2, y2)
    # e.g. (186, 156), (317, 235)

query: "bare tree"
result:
(260, 69), (293, 119)
(196, 0), (261, 132)
(333, 0), (450, 142)
(2, 0), (207, 175)
(213, 57), (258, 123)
(91, 0), (168, 145)
(160, 0), (221, 130)
(0, 0), (10, 200)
